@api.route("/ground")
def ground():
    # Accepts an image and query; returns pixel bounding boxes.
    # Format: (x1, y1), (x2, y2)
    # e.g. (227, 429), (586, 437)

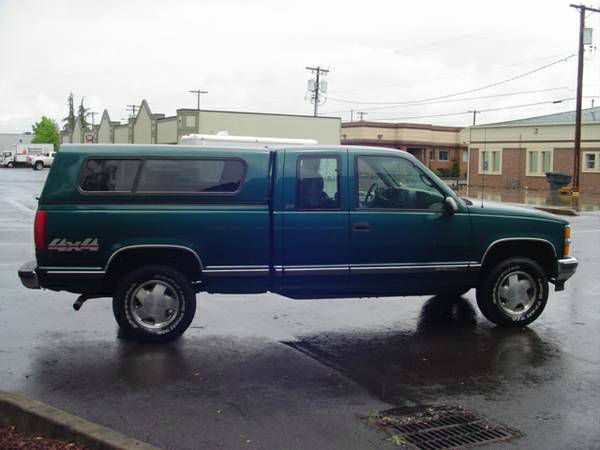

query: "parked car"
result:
(18, 144), (578, 341)
(27, 151), (56, 170)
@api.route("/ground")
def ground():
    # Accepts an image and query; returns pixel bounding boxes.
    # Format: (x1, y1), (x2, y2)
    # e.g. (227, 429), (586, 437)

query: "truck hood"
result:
(464, 198), (568, 224)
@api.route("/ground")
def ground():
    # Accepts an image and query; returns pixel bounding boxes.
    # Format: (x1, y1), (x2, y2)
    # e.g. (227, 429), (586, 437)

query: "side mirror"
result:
(444, 196), (458, 214)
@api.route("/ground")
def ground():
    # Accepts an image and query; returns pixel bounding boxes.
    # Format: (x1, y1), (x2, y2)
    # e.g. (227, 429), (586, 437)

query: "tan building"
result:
(63, 99), (341, 146)
(467, 107), (600, 193)
(341, 121), (468, 176)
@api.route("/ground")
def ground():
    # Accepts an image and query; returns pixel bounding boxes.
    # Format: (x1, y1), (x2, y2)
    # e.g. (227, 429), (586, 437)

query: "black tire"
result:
(7, 162), (14, 168)
(476, 257), (548, 327)
(112, 265), (196, 342)
(34, 161), (44, 171)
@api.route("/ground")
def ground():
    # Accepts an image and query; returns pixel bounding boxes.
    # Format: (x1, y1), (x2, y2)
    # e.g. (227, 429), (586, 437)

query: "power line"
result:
(322, 87), (571, 115)
(327, 55), (576, 107)
(329, 52), (574, 96)
(367, 97), (599, 122)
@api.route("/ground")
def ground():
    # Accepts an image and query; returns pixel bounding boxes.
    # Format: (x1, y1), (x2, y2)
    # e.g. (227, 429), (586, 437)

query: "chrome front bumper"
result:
(554, 256), (578, 291)
(18, 261), (40, 289)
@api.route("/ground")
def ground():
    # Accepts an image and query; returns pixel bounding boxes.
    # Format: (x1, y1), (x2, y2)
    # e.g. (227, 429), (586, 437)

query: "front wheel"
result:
(113, 265), (197, 342)
(7, 162), (14, 168)
(476, 257), (548, 327)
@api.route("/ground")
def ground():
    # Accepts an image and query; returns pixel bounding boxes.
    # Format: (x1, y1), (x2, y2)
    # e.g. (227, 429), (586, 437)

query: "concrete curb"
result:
(0, 391), (160, 450)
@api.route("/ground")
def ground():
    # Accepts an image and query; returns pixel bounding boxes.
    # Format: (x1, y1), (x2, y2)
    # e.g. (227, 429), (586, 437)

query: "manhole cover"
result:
(366, 405), (522, 449)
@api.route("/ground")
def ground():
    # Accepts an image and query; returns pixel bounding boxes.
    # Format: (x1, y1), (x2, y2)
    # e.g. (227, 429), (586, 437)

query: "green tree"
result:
(78, 97), (90, 129)
(62, 92), (76, 132)
(32, 116), (60, 151)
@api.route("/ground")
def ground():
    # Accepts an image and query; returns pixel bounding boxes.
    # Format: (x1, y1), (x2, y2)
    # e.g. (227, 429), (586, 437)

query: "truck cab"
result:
(18, 144), (578, 342)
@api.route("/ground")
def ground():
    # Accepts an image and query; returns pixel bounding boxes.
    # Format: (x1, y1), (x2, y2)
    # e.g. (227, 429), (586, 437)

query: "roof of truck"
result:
(59, 143), (408, 155)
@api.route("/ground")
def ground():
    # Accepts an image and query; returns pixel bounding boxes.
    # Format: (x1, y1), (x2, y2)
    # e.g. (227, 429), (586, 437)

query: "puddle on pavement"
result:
(284, 295), (562, 406)
(455, 186), (600, 212)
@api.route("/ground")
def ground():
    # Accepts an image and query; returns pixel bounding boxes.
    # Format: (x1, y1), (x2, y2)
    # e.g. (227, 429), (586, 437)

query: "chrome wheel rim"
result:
(130, 280), (180, 331)
(496, 270), (538, 316)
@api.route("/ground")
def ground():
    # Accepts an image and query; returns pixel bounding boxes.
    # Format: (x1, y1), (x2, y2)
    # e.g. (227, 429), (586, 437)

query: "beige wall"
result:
(71, 121), (82, 144)
(134, 104), (152, 144)
(342, 125), (461, 146)
(97, 117), (111, 143)
(113, 125), (129, 144)
(196, 111), (341, 144)
(157, 118), (177, 144)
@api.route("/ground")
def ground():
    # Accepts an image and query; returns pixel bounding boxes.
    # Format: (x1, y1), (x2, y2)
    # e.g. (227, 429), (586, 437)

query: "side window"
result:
(79, 159), (140, 192)
(356, 155), (445, 210)
(297, 156), (340, 209)
(136, 159), (245, 193)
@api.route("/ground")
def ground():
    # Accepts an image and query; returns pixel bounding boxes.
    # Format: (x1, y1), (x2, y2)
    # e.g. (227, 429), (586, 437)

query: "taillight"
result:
(34, 210), (47, 250)
(563, 224), (571, 257)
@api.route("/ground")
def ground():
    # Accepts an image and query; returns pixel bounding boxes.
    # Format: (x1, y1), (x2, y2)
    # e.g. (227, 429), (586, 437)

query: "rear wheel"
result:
(476, 257), (548, 327)
(112, 265), (196, 342)
(34, 161), (44, 170)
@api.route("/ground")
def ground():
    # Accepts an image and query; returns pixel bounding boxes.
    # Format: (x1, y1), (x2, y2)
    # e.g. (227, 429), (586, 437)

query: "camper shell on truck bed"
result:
(19, 144), (577, 342)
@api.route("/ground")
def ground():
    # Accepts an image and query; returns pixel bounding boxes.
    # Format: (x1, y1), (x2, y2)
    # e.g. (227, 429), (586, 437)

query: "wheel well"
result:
(481, 240), (556, 278)
(104, 247), (202, 289)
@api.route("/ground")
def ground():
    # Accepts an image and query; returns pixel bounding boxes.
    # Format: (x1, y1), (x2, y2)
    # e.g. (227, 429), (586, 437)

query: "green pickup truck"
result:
(18, 144), (578, 341)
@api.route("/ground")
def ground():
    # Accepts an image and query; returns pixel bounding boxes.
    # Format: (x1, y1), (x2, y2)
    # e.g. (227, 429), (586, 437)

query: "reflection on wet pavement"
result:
(286, 296), (560, 406)
(457, 186), (600, 212)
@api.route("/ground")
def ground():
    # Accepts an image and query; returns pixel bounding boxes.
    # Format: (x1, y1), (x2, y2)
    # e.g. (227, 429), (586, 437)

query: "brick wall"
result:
(468, 146), (600, 193)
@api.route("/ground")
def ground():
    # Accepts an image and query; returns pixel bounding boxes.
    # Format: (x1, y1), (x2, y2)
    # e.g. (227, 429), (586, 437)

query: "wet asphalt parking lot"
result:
(0, 168), (599, 450)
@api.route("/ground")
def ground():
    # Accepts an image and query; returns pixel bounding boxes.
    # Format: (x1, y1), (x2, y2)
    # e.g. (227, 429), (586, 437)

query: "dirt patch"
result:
(0, 426), (87, 450)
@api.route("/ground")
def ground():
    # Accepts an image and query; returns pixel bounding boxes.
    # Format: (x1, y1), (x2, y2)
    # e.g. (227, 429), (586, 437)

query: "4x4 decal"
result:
(47, 238), (99, 252)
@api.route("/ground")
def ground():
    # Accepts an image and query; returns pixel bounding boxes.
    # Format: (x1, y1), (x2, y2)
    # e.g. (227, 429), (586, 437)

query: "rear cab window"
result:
(78, 158), (246, 194)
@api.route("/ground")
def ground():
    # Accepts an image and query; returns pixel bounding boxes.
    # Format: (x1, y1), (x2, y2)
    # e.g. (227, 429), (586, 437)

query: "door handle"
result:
(352, 222), (371, 231)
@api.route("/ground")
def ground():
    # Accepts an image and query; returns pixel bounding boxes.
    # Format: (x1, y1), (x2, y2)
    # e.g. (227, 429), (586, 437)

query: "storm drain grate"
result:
(367, 405), (522, 449)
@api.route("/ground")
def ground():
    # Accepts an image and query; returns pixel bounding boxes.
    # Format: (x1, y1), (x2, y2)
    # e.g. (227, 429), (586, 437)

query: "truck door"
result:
(348, 151), (473, 294)
(276, 149), (350, 293)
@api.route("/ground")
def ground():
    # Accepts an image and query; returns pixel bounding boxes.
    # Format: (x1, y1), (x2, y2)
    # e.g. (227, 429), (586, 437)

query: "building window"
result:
(462, 150), (468, 162)
(478, 149), (502, 175)
(438, 149), (449, 161)
(526, 149), (553, 176)
(583, 151), (600, 172)
(429, 149), (435, 161)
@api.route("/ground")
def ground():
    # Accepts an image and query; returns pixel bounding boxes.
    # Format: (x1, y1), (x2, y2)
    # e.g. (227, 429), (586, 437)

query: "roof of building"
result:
(485, 106), (600, 126)
(341, 121), (463, 132)
(0, 132), (32, 152)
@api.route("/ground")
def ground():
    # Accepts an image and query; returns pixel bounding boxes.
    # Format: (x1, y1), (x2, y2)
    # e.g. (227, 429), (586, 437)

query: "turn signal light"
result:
(563, 225), (571, 257)
(34, 210), (47, 250)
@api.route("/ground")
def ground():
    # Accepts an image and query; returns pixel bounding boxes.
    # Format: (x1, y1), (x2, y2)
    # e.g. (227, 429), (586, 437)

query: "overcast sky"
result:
(1, 0), (598, 132)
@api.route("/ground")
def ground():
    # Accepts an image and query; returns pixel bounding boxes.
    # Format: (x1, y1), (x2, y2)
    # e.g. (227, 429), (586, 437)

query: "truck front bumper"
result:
(554, 256), (578, 291)
(18, 261), (40, 289)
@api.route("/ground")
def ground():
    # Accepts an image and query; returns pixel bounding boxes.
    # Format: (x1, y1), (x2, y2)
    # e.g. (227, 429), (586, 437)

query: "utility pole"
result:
(126, 104), (138, 119)
(306, 66), (329, 116)
(357, 111), (368, 121)
(468, 110), (480, 126)
(89, 111), (98, 127)
(570, 4), (600, 194)
(189, 89), (208, 111)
